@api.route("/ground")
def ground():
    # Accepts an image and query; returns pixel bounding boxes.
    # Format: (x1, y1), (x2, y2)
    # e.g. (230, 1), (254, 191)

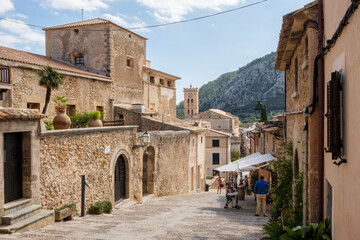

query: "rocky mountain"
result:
(177, 52), (284, 123)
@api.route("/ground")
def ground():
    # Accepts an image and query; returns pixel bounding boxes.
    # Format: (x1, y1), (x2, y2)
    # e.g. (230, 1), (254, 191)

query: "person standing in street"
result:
(254, 174), (269, 216)
(217, 176), (223, 194)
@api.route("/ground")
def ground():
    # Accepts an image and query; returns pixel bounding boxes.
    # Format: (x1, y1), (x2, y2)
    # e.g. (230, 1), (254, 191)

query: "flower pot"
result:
(55, 206), (76, 221)
(88, 119), (103, 127)
(53, 107), (71, 130)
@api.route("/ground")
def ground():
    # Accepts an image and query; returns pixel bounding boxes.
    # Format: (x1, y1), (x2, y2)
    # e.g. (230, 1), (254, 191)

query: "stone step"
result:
(3, 198), (32, 216)
(0, 210), (54, 234)
(2, 205), (42, 225)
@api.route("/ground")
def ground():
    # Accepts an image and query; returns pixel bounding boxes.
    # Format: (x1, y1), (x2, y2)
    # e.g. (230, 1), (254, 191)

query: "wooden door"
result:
(115, 155), (126, 202)
(142, 151), (148, 195)
(4, 133), (23, 203)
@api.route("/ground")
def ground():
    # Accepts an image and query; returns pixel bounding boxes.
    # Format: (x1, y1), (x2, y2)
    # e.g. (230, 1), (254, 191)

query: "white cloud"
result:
(14, 13), (28, 19)
(103, 13), (149, 32)
(0, 0), (15, 14)
(136, 0), (243, 22)
(40, 0), (111, 12)
(0, 18), (44, 47)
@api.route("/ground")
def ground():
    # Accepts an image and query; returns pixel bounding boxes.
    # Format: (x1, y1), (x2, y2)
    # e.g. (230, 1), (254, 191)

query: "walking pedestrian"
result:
(254, 174), (269, 217)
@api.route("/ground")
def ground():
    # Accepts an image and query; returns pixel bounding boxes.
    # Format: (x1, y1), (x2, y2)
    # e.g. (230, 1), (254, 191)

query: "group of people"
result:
(217, 174), (269, 216)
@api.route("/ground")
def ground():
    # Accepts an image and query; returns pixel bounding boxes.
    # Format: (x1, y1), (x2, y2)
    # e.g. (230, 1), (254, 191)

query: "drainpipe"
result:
(317, 0), (325, 222)
(303, 118), (309, 225)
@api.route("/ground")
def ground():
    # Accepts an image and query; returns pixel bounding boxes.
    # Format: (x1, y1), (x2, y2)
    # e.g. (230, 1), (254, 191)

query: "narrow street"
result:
(0, 190), (269, 240)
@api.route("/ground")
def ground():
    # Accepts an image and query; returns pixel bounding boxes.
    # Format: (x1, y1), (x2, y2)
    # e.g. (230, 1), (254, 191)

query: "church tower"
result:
(184, 86), (199, 117)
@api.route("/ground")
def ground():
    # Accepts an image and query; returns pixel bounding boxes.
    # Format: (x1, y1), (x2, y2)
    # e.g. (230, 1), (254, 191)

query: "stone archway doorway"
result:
(142, 146), (155, 195)
(114, 155), (127, 202)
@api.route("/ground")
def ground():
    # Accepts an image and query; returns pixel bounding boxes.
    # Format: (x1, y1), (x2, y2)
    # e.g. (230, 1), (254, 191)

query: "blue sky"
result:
(0, 0), (313, 103)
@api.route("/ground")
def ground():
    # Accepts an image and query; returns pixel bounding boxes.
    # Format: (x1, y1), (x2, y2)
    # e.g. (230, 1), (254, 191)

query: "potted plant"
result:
(52, 96), (71, 130)
(55, 204), (76, 221)
(88, 111), (103, 127)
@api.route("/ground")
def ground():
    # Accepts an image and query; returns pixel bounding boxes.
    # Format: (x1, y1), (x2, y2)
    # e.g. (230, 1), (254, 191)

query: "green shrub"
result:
(262, 218), (332, 240)
(70, 111), (91, 128)
(43, 120), (54, 130)
(55, 203), (75, 212)
(88, 201), (112, 214)
(250, 170), (259, 192)
(89, 111), (102, 120)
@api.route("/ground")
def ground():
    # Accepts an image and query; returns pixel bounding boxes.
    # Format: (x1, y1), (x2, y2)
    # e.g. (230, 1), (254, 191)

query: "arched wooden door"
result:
(115, 155), (126, 202)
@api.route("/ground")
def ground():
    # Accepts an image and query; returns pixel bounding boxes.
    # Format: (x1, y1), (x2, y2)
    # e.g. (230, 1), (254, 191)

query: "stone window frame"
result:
(159, 78), (165, 85)
(150, 76), (155, 84)
(126, 56), (134, 69)
(70, 51), (84, 65)
(167, 80), (172, 87)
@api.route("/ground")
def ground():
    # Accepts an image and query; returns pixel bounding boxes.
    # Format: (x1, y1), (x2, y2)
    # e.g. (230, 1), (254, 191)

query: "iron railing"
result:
(0, 67), (11, 85)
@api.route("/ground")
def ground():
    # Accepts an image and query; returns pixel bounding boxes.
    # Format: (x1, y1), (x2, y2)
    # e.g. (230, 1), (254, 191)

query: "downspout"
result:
(317, 0), (325, 222)
(303, 118), (309, 225)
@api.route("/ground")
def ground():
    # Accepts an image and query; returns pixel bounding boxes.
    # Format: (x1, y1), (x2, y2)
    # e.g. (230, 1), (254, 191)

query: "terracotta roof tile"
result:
(0, 45), (111, 79)
(0, 108), (46, 120)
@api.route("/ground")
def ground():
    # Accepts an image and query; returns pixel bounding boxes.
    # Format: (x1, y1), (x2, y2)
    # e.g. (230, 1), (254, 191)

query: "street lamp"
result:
(133, 131), (151, 149)
(254, 100), (267, 122)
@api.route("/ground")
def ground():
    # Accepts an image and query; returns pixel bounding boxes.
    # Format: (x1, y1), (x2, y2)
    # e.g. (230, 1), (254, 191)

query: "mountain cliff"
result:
(177, 52), (284, 123)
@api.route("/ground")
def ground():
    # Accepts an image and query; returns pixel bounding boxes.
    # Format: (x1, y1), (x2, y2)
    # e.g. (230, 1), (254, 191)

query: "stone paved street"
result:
(0, 190), (269, 240)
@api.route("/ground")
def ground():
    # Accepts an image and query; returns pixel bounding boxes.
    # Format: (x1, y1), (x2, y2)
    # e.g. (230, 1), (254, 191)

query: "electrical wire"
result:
(0, 0), (268, 31)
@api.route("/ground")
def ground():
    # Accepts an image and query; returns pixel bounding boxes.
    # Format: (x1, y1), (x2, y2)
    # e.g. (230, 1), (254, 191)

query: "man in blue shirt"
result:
(254, 174), (269, 216)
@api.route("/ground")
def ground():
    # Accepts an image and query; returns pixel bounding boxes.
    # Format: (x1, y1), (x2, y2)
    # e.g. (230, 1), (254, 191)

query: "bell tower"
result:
(183, 86), (199, 117)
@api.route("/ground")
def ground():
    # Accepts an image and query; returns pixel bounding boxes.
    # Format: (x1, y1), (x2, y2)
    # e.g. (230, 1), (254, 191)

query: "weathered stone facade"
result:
(40, 126), (191, 213)
(275, 2), (319, 224)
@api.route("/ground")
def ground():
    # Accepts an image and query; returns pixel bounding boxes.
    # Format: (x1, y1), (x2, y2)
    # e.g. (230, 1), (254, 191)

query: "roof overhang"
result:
(143, 67), (180, 81)
(275, 1), (318, 71)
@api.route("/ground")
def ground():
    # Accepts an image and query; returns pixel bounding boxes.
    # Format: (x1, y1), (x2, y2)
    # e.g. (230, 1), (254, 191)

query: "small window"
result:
(191, 110), (193, 115)
(159, 78), (164, 85)
(167, 80), (171, 87)
(305, 36), (309, 60)
(212, 140), (220, 147)
(150, 76), (155, 83)
(126, 56), (134, 69)
(212, 153), (220, 165)
(75, 55), (84, 65)
(27, 102), (40, 110)
(187, 99), (190, 103)
(66, 105), (76, 116)
(118, 114), (124, 120)
(191, 99), (193, 103)
(201, 136), (203, 143)
(188, 110), (190, 114)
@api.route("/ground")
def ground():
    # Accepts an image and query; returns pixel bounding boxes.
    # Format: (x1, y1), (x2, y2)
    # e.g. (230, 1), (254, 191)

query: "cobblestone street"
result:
(0, 190), (269, 240)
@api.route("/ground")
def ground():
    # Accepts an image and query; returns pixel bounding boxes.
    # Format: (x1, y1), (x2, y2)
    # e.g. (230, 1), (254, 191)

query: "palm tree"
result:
(38, 66), (65, 114)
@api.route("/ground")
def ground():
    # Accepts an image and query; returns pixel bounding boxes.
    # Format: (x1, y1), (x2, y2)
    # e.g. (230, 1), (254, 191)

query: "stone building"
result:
(183, 107), (241, 177)
(0, 18), (206, 233)
(183, 87), (199, 117)
(275, 1), (320, 224)
(0, 18), (178, 119)
(322, 0), (360, 238)
(248, 120), (284, 157)
(205, 129), (231, 178)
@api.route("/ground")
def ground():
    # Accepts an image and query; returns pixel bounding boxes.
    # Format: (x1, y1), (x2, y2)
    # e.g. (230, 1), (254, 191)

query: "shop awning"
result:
(237, 153), (276, 170)
(214, 152), (262, 172)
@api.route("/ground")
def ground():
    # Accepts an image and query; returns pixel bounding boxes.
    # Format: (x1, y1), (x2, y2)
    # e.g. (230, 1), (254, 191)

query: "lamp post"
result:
(254, 100), (267, 122)
(133, 131), (151, 149)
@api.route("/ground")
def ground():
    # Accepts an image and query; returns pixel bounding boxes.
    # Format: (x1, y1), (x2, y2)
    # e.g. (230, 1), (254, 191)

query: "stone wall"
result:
(39, 126), (191, 213)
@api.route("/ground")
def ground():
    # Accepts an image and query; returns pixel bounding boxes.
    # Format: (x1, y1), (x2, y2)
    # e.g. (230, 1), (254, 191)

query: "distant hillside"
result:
(176, 52), (284, 123)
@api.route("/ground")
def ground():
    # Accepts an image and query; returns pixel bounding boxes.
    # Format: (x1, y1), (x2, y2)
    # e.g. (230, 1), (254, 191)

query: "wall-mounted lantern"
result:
(133, 131), (151, 149)
(254, 100), (267, 122)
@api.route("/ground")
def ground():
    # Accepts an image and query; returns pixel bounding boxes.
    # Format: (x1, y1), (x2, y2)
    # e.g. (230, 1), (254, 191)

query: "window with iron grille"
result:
(0, 67), (11, 84)
(325, 71), (345, 160)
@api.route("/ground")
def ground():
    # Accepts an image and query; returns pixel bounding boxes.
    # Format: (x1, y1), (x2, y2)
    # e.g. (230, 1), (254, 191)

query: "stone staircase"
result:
(0, 198), (54, 234)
